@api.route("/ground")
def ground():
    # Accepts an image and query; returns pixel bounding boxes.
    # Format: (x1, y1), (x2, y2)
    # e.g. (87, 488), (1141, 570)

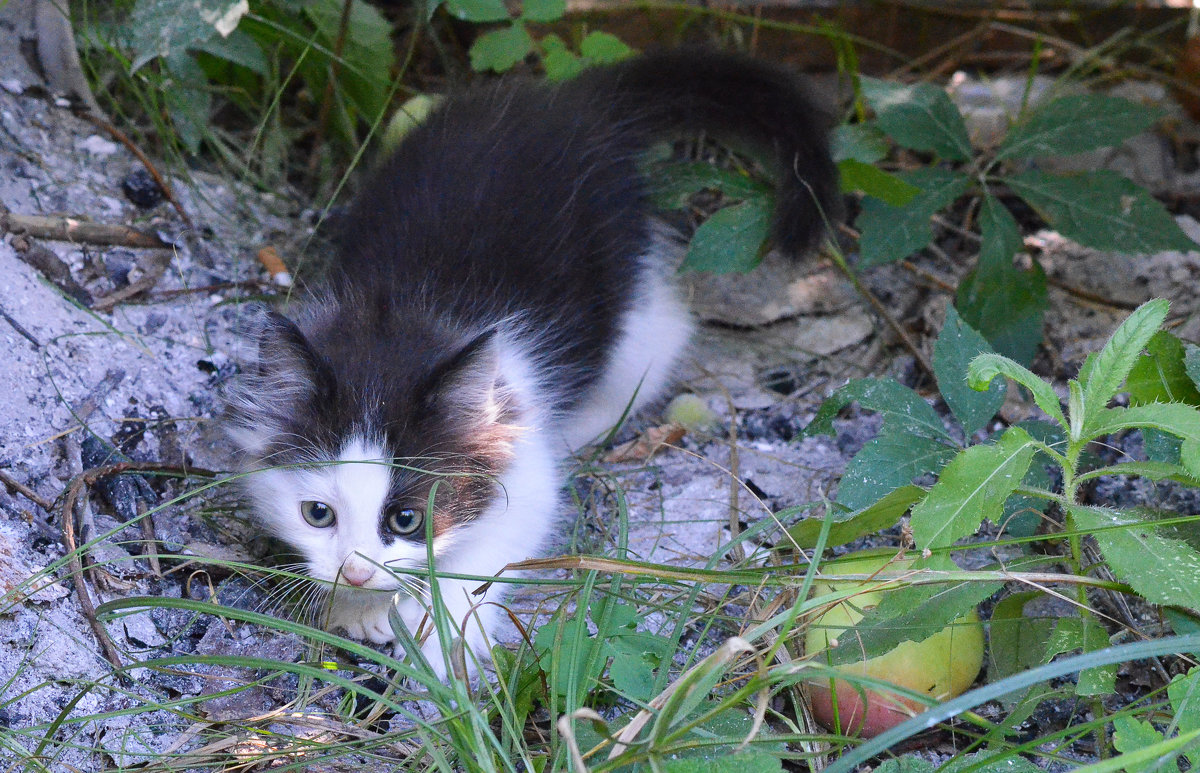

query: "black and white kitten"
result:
(225, 49), (838, 675)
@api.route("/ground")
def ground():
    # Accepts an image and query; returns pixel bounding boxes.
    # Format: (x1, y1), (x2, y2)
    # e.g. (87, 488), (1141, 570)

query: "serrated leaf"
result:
(788, 485), (926, 550)
(969, 353), (1068, 430)
(956, 195), (1047, 365)
(1085, 403), (1200, 447)
(648, 162), (770, 210)
(941, 753), (1043, 773)
(831, 123), (890, 163)
(856, 167), (971, 267)
(661, 752), (782, 773)
(1170, 669), (1200, 752)
(1045, 617), (1116, 696)
(1081, 298), (1170, 418)
(800, 377), (955, 442)
(539, 34), (582, 81)
(988, 592), (1056, 689)
(579, 31), (634, 63)
(934, 305), (1007, 435)
(469, 23), (533, 73)
(1006, 170), (1198, 253)
(1072, 505), (1200, 611)
(681, 197), (772, 273)
(445, 0), (510, 22)
(860, 76), (973, 161)
(837, 159), (920, 206)
(836, 435), (955, 510)
(129, 0), (249, 72)
(874, 759), (934, 773)
(1186, 344), (1200, 389)
(911, 426), (1037, 550)
(521, 0), (564, 22)
(998, 94), (1165, 161)
(1129, 330), (1200, 409)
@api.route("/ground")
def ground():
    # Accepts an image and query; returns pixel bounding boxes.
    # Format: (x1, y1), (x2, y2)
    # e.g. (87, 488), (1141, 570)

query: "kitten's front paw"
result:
(393, 592), (495, 679)
(326, 591), (397, 645)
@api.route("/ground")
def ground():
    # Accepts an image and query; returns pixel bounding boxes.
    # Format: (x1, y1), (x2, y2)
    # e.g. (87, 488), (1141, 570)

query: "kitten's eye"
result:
(301, 500), (336, 528)
(386, 508), (423, 536)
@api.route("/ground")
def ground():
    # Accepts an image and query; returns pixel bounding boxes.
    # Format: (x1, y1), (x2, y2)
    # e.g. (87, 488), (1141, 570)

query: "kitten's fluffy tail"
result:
(573, 48), (841, 255)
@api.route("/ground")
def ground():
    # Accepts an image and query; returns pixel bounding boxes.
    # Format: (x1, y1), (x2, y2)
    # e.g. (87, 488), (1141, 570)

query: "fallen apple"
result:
(804, 549), (985, 737)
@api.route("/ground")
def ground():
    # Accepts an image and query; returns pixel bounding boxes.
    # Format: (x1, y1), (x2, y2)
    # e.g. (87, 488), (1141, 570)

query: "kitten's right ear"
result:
(254, 309), (337, 401)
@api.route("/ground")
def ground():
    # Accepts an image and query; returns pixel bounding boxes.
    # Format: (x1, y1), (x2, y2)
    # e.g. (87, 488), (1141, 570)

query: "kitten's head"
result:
(224, 306), (520, 593)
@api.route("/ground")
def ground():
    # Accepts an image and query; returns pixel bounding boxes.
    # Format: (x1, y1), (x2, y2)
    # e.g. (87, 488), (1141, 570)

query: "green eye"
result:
(301, 500), (336, 528)
(386, 507), (423, 536)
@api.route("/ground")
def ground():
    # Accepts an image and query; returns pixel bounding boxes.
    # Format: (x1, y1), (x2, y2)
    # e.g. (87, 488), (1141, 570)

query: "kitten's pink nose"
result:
(341, 560), (376, 587)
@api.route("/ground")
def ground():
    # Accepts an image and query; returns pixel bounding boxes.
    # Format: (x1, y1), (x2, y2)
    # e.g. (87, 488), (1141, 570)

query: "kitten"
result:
(224, 48), (839, 676)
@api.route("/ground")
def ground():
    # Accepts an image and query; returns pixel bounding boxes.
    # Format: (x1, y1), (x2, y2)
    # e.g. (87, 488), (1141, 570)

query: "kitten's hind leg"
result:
(562, 247), (693, 451)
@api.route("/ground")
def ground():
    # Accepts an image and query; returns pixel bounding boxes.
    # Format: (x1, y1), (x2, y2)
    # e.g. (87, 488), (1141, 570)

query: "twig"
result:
(309, 0), (356, 181)
(91, 252), (172, 312)
(147, 280), (270, 302)
(76, 111), (193, 230)
(0, 469), (55, 512)
(60, 461), (217, 673)
(0, 302), (41, 348)
(2, 210), (168, 248)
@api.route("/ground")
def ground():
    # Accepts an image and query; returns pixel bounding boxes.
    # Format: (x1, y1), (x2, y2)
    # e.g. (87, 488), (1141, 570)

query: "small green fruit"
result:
(664, 393), (717, 432)
(381, 94), (442, 153)
(805, 549), (985, 737)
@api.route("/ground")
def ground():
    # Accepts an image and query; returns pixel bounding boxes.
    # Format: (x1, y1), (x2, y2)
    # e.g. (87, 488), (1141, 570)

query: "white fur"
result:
(560, 245), (693, 450)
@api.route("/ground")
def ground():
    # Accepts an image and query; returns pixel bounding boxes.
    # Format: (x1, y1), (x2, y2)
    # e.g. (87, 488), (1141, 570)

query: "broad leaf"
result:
(856, 168), (971, 267)
(1186, 344), (1200, 390)
(194, 29), (267, 75)
(540, 34), (582, 81)
(860, 77), (973, 161)
(579, 31), (635, 63)
(911, 426), (1037, 550)
(831, 123), (890, 164)
(1006, 170), (1198, 253)
(521, 0), (565, 22)
(1128, 330), (1200, 407)
(1085, 403), (1200, 447)
(837, 159), (921, 206)
(1046, 617), (1116, 696)
(1072, 505), (1200, 611)
(934, 305), (1006, 435)
(956, 195), (1047, 366)
(836, 434), (955, 510)
(998, 95), (1165, 161)
(1113, 716), (1166, 765)
(681, 197), (772, 273)
(800, 377), (954, 442)
(788, 485), (926, 550)
(969, 353), (1068, 431)
(445, 0), (510, 22)
(469, 23), (534, 73)
(129, 0), (249, 72)
(988, 592), (1056, 691)
(649, 162), (770, 210)
(1170, 668), (1200, 746)
(1082, 298), (1170, 419)
(662, 752), (782, 773)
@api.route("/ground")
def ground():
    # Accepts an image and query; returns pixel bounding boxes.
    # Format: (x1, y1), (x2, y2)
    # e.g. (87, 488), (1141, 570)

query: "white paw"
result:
(393, 590), (496, 679)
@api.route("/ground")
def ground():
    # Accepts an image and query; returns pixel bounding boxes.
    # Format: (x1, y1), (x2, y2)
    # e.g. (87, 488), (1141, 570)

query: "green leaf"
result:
(194, 28), (267, 75)
(1171, 668), (1200, 737)
(128, 0), (249, 72)
(910, 426), (1037, 550)
(521, 0), (564, 22)
(856, 167), (971, 267)
(934, 305), (1007, 435)
(836, 435), (956, 510)
(942, 753), (1043, 773)
(445, 0), (510, 22)
(1186, 344), (1200, 389)
(648, 162), (770, 210)
(988, 592), (1056, 691)
(837, 159), (920, 206)
(1072, 505), (1200, 611)
(874, 759), (934, 773)
(162, 51), (211, 155)
(956, 195), (1046, 366)
(579, 31), (635, 63)
(860, 76), (973, 161)
(788, 485), (926, 550)
(1113, 716), (1164, 766)
(681, 197), (772, 273)
(652, 638), (752, 742)
(1128, 330), (1200, 409)
(1081, 298), (1170, 419)
(1085, 403), (1200, 447)
(831, 123), (890, 163)
(661, 752), (782, 773)
(301, 0), (395, 135)
(1006, 170), (1198, 253)
(469, 23), (534, 73)
(998, 95), (1165, 161)
(800, 377), (955, 442)
(969, 353), (1068, 431)
(1046, 617), (1116, 696)
(539, 34), (582, 81)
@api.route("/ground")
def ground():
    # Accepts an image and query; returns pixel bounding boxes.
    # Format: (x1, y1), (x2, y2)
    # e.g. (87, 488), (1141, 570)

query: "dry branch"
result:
(3, 210), (168, 248)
